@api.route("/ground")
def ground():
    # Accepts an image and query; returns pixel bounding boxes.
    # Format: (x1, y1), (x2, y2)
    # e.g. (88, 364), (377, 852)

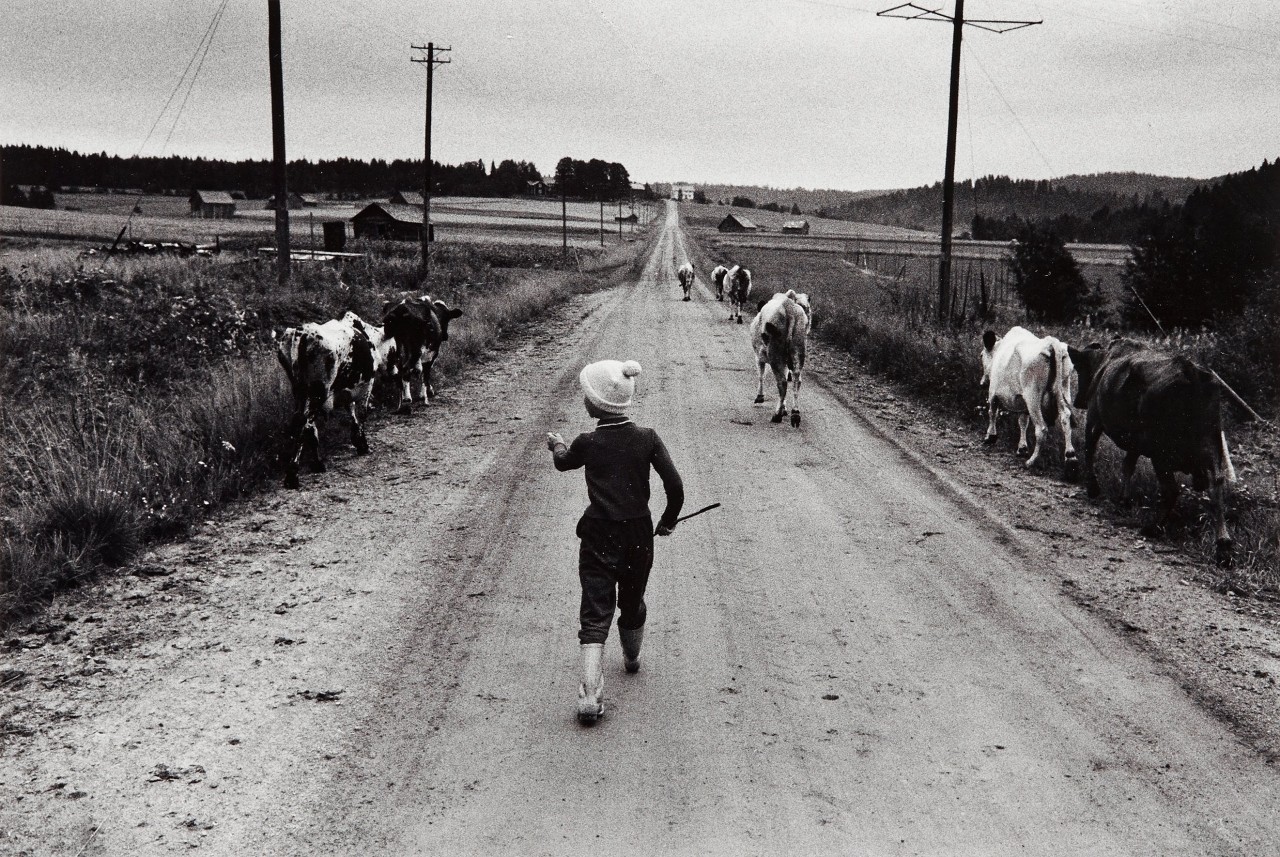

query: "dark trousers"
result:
(577, 515), (654, 645)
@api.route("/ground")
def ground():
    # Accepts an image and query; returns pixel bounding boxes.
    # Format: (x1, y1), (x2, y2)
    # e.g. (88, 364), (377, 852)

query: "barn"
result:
(718, 213), (758, 233)
(524, 180), (547, 197)
(264, 192), (309, 210)
(390, 190), (425, 206)
(781, 219), (811, 235)
(189, 190), (236, 219)
(351, 203), (427, 242)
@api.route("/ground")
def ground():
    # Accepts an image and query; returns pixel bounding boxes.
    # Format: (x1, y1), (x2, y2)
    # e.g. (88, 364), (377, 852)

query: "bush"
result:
(1008, 225), (1100, 323)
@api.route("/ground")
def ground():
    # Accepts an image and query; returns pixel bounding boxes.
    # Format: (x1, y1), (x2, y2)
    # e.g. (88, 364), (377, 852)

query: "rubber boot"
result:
(577, 643), (605, 724)
(619, 626), (644, 674)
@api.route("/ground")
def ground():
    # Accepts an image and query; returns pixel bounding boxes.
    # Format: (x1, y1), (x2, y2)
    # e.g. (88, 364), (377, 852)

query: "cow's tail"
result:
(275, 329), (299, 393)
(1040, 341), (1060, 423)
(1220, 432), (1237, 483)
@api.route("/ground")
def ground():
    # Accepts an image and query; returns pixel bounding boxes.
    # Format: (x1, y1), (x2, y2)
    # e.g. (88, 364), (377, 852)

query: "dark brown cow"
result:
(1068, 338), (1237, 565)
(381, 295), (463, 415)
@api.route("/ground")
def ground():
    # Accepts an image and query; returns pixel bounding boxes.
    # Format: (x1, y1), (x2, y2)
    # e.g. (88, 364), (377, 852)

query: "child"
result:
(546, 359), (684, 724)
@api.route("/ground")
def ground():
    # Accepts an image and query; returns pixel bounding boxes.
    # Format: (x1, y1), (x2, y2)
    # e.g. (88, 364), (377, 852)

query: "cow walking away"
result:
(1068, 338), (1237, 565)
(276, 311), (393, 489)
(710, 264), (729, 301)
(750, 290), (812, 427)
(382, 295), (464, 415)
(677, 262), (695, 302)
(980, 326), (1078, 478)
(726, 265), (752, 323)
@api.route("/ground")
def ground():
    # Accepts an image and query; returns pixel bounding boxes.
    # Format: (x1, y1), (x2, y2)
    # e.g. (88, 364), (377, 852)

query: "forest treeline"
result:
(0, 145), (643, 202)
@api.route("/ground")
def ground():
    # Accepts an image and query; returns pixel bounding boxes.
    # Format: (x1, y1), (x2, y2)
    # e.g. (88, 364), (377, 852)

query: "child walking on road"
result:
(546, 359), (684, 724)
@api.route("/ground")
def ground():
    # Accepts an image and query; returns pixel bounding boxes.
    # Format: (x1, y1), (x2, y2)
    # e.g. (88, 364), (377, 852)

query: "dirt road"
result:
(4, 201), (1279, 855)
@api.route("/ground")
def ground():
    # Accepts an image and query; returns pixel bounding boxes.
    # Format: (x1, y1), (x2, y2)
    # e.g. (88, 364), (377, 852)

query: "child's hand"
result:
(546, 432), (566, 451)
(655, 522), (676, 537)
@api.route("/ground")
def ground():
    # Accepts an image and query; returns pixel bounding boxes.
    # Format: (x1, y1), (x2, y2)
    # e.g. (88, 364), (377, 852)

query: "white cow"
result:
(710, 265), (729, 302)
(980, 326), (1078, 477)
(276, 311), (394, 488)
(677, 262), (695, 302)
(726, 265), (753, 324)
(750, 290), (813, 427)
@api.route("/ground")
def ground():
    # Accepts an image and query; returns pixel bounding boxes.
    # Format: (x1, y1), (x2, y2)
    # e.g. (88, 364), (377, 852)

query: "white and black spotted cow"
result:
(276, 311), (393, 489)
(710, 265), (729, 302)
(750, 290), (812, 427)
(677, 262), (695, 302)
(726, 265), (752, 324)
(382, 294), (464, 415)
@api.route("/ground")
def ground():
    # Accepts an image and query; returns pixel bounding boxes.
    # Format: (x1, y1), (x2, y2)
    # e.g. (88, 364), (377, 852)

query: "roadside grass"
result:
(698, 239), (1279, 594)
(0, 227), (653, 628)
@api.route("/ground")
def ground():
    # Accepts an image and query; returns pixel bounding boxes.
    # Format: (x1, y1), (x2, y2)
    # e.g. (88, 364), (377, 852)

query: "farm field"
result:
(1, 193), (653, 250)
(2, 202), (1278, 855)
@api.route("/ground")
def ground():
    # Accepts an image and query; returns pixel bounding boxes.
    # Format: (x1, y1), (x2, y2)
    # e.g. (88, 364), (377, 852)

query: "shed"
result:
(781, 219), (811, 235)
(524, 180), (547, 197)
(717, 213), (757, 233)
(390, 190), (425, 206)
(264, 192), (308, 210)
(189, 190), (236, 219)
(351, 203), (427, 242)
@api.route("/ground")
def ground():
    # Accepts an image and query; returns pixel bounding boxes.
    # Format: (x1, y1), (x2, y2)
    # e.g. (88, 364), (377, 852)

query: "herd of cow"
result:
(274, 294), (462, 489)
(980, 325), (1240, 565)
(274, 262), (1245, 567)
(690, 259), (1242, 565)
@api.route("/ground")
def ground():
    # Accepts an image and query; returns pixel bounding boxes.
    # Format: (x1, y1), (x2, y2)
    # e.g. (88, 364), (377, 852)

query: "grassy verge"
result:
(695, 238), (1278, 594)
(0, 229), (653, 628)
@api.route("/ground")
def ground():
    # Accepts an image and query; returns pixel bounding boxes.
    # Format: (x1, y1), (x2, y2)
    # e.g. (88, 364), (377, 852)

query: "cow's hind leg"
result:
(1016, 414), (1033, 459)
(1060, 407), (1079, 481)
(348, 402), (370, 455)
(1143, 466), (1181, 539)
(1211, 473), (1233, 566)
(1117, 451), (1140, 507)
(1023, 408), (1050, 468)
(789, 367), (802, 428)
(770, 358), (788, 423)
(754, 358), (767, 404)
(1083, 412), (1104, 498)
(984, 399), (999, 446)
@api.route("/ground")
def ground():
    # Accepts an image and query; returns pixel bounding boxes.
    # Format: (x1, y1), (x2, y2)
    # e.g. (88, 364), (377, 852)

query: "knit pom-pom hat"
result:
(579, 360), (642, 415)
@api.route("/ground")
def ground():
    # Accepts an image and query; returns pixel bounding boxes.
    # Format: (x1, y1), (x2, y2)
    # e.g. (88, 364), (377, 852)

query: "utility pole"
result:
(411, 42), (451, 280)
(268, 0), (289, 286)
(599, 197), (604, 246)
(878, 2), (1039, 322)
(561, 184), (567, 257)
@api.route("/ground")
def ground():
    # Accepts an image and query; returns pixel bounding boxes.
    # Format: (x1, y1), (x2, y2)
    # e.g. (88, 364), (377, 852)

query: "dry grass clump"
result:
(0, 231), (650, 628)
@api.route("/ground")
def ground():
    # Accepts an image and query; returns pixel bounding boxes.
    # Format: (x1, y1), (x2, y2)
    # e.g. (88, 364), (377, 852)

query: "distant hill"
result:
(653, 182), (891, 215)
(816, 172), (1217, 241)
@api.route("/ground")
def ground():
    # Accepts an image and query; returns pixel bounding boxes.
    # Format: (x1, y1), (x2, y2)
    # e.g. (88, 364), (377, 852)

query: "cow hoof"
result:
(312, 462), (327, 474)
(790, 410), (801, 428)
(736, 317), (743, 325)
(284, 473), (301, 490)
(771, 412), (784, 424)
(983, 435), (997, 446)
(355, 440), (370, 455)
(1086, 482), (1101, 499)
(683, 296), (690, 302)
(1062, 459), (1079, 482)
(1016, 446), (1030, 458)
(1215, 538), (1234, 568)
(397, 404), (413, 416)
(753, 394), (765, 404)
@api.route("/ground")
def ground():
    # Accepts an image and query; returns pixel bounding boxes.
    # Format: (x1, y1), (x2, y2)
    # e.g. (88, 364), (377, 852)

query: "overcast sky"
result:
(3, 0), (1277, 190)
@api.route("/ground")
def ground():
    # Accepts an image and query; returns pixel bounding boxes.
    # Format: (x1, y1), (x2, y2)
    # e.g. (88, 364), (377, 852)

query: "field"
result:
(1, 192), (653, 250)
(0, 223), (657, 625)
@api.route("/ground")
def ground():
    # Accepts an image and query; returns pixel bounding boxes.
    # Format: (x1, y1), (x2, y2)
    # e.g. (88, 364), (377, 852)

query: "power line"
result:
(965, 43), (1056, 177)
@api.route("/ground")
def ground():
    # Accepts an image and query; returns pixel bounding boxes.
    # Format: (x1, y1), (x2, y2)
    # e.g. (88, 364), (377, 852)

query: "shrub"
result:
(1007, 225), (1100, 324)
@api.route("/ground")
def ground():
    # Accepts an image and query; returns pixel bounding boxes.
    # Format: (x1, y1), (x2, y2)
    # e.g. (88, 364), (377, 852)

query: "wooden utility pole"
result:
(561, 185), (567, 257)
(411, 42), (451, 280)
(878, 2), (1039, 322)
(268, 0), (289, 285)
(599, 197), (604, 246)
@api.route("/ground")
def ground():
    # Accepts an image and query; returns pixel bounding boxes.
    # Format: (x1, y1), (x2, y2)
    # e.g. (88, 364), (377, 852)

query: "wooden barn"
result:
(264, 192), (308, 210)
(189, 190), (236, 219)
(390, 190), (425, 206)
(351, 203), (427, 242)
(717, 213), (758, 233)
(781, 219), (811, 235)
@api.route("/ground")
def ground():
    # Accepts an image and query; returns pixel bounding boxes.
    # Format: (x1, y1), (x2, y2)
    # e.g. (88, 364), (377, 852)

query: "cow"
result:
(710, 264), (729, 301)
(381, 295), (464, 415)
(677, 262), (695, 302)
(750, 290), (813, 427)
(726, 265), (752, 324)
(276, 311), (394, 489)
(1068, 338), (1237, 565)
(979, 326), (1078, 478)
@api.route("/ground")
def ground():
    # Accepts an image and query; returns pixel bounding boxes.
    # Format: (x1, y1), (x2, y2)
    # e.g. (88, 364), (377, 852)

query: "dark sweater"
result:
(552, 418), (684, 528)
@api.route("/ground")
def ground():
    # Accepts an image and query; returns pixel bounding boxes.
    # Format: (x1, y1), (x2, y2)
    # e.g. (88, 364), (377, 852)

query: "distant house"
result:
(351, 203), (427, 242)
(614, 212), (639, 223)
(717, 213), (757, 233)
(264, 192), (308, 210)
(524, 180), (547, 197)
(189, 190), (236, 219)
(390, 190), (425, 206)
(298, 194), (321, 207)
(629, 181), (653, 200)
(671, 183), (696, 201)
(781, 219), (811, 235)
(228, 190), (247, 201)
